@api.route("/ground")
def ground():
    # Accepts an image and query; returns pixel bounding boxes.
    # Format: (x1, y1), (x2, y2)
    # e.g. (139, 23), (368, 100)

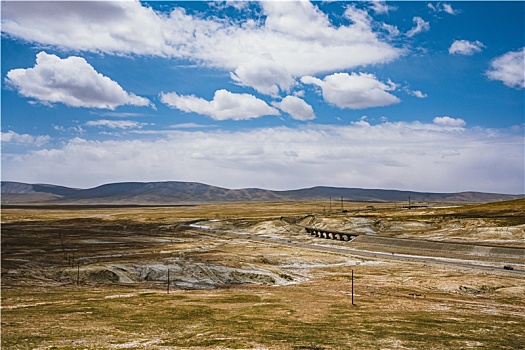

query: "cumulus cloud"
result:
(2, 123), (523, 194)
(486, 48), (525, 89)
(85, 120), (147, 129)
(1, 1), (401, 95)
(1, 1), (168, 56)
(406, 17), (430, 37)
(5, 52), (152, 109)
(449, 40), (484, 55)
(433, 116), (466, 127)
(1, 131), (50, 146)
(160, 89), (280, 121)
(272, 96), (316, 121)
(301, 72), (400, 109)
(230, 60), (295, 96)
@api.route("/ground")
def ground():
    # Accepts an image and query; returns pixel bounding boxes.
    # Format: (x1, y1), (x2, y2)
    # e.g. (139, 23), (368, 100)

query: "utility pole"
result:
(351, 269), (355, 306)
(329, 196), (332, 215)
(341, 196), (344, 212)
(167, 269), (170, 294)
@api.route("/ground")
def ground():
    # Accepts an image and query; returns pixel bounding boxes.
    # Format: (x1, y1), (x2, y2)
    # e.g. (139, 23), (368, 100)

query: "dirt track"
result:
(349, 234), (525, 264)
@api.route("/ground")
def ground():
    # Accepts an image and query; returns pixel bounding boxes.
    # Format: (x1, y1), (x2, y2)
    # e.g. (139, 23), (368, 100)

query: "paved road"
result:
(180, 223), (524, 275)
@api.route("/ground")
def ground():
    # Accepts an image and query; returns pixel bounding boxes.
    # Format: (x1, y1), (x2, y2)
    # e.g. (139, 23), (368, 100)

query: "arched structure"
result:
(304, 227), (359, 241)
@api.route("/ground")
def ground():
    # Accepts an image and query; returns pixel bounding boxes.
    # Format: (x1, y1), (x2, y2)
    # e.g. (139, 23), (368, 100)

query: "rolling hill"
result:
(1, 181), (523, 205)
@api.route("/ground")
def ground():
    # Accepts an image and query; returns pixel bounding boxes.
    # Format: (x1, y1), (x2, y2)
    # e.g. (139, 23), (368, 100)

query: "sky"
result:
(1, 0), (524, 194)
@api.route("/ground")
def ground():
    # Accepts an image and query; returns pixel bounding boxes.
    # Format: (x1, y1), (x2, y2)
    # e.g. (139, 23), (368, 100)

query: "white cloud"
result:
(1, 131), (50, 146)
(409, 90), (428, 99)
(428, 3), (459, 15)
(442, 3), (459, 15)
(85, 120), (147, 129)
(272, 96), (316, 121)
(160, 89), (280, 121)
(1, 1), (168, 56)
(169, 123), (215, 129)
(406, 17), (430, 37)
(301, 72), (400, 109)
(2, 123), (523, 194)
(5, 52), (152, 110)
(449, 40), (484, 55)
(433, 116), (466, 127)
(1, 1), (401, 95)
(382, 23), (400, 37)
(230, 60), (295, 96)
(486, 48), (525, 89)
(53, 125), (85, 135)
(368, 1), (395, 15)
(211, 0), (250, 12)
(97, 112), (150, 118)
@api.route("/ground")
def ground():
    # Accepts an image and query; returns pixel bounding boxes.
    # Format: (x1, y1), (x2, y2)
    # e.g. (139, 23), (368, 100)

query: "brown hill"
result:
(1, 181), (523, 205)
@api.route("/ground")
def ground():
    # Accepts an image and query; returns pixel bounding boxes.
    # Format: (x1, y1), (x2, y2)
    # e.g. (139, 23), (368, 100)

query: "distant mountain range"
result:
(1, 181), (523, 205)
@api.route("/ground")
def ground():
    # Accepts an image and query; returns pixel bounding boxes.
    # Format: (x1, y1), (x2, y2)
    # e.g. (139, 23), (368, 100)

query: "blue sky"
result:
(1, 1), (524, 193)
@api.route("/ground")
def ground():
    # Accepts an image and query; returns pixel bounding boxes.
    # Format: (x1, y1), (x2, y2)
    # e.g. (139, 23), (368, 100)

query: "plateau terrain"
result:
(1, 199), (524, 349)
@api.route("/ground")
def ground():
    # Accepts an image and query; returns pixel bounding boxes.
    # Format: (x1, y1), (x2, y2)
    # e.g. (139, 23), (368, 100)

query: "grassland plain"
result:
(1, 200), (524, 349)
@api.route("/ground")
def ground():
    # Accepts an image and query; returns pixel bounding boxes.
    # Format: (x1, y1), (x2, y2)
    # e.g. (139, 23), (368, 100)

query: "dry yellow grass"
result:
(2, 201), (524, 349)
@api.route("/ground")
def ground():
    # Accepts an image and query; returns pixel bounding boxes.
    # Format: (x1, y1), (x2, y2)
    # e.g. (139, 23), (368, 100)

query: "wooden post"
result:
(77, 263), (80, 286)
(351, 269), (355, 306)
(167, 269), (170, 294)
